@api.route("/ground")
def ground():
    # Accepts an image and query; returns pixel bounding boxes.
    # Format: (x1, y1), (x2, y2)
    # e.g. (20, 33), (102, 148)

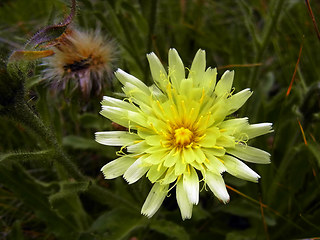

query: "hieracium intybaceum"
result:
(96, 49), (272, 220)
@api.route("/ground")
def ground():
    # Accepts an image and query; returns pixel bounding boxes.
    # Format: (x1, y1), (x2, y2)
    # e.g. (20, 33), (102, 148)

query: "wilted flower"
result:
(42, 28), (115, 98)
(96, 49), (272, 219)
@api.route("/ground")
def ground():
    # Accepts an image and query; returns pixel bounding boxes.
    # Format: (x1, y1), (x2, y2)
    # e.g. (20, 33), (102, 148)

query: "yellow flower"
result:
(96, 49), (272, 220)
(42, 28), (115, 98)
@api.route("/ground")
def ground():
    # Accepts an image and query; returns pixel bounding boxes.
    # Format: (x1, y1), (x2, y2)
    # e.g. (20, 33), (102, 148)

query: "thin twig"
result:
(218, 63), (262, 70)
(286, 40), (303, 97)
(226, 184), (304, 232)
(305, 0), (320, 41)
(259, 195), (270, 240)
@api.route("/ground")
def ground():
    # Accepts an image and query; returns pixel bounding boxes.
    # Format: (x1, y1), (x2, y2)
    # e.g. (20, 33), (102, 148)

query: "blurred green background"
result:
(1, 0), (320, 239)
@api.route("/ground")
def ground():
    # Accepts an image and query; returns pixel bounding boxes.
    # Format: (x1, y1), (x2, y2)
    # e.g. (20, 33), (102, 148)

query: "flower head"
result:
(42, 28), (115, 98)
(96, 49), (272, 219)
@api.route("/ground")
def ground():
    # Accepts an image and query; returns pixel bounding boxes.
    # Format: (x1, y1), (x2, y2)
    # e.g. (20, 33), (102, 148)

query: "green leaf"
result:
(89, 208), (146, 239)
(0, 164), (80, 240)
(149, 219), (190, 240)
(86, 183), (140, 211)
(25, 75), (44, 89)
(121, 2), (148, 34)
(49, 181), (91, 231)
(0, 149), (54, 167)
(220, 199), (276, 226)
(49, 181), (91, 201)
(308, 141), (320, 168)
(79, 113), (105, 129)
(62, 135), (102, 150)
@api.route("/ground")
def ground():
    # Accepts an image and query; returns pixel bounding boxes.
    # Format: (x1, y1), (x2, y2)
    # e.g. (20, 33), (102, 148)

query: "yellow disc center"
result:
(174, 127), (193, 147)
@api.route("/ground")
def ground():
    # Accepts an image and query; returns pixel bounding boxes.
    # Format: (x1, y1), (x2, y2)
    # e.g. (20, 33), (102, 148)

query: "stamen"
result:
(196, 134), (206, 141)
(134, 154), (145, 159)
(199, 89), (205, 104)
(200, 175), (207, 192)
(174, 127), (193, 146)
(189, 108), (195, 117)
(213, 146), (224, 150)
(170, 105), (179, 119)
(200, 163), (205, 169)
(171, 87), (178, 97)
(160, 130), (168, 138)
(204, 112), (212, 127)
(195, 115), (204, 126)
(157, 162), (162, 171)
(186, 142), (194, 148)
(123, 97), (130, 103)
(166, 82), (173, 99)
(156, 100), (165, 114)
(217, 157), (224, 164)
(230, 87), (235, 95)
(116, 147), (126, 156)
(128, 120), (132, 133)
(150, 122), (159, 134)
(177, 175), (182, 181)
(181, 100), (187, 115)
(120, 145), (127, 153)
(173, 148), (180, 156)
(167, 177), (179, 193)
(160, 71), (168, 82)
(236, 139), (248, 147)
(200, 183), (207, 192)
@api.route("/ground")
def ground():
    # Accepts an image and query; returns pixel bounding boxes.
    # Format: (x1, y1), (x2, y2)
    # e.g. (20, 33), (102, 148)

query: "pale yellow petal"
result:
(168, 48), (185, 91)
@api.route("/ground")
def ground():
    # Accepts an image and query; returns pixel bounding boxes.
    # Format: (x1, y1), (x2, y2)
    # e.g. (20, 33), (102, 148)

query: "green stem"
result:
(7, 100), (84, 181)
(6, 100), (140, 209)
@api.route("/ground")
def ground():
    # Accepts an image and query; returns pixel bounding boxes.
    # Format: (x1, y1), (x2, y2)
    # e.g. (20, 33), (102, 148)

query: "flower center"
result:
(174, 127), (193, 147)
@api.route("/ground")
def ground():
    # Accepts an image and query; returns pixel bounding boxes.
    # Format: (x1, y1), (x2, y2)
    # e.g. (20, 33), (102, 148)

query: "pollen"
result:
(174, 127), (194, 147)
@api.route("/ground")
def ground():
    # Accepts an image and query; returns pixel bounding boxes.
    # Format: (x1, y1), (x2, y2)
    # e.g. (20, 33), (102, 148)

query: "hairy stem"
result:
(6, 100), (140, 209)
(6, 100), (84, 181)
